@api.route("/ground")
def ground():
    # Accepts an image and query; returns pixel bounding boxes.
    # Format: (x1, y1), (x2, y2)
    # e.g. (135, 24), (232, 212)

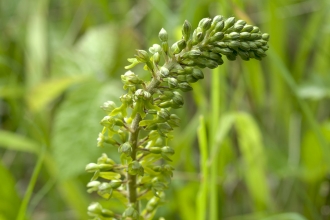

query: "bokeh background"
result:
(1, 0), (330, 219)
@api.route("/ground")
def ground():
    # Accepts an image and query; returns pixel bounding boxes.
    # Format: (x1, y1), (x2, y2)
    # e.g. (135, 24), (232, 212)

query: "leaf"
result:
(0, 162), (21, 220)
(51, 77), (122, 179)
(234, 112), (271, 210)
(301, 121), (330, 182)
(26, 76), (85, 112)
(0, 130), (39, 153)
(51, 24), (119, 78)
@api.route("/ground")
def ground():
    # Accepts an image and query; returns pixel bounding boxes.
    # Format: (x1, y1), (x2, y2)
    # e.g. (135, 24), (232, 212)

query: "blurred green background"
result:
(1, 0), (330, 219)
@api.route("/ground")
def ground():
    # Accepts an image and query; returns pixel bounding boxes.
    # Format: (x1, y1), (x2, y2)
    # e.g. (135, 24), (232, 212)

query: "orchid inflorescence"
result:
(85, 15), (269, 220)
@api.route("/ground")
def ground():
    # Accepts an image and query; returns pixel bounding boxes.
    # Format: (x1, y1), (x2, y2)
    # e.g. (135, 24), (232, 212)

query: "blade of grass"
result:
(209, 68), (222, 219)
(197, 116), (208, 220)
(16, 146), (45, 220)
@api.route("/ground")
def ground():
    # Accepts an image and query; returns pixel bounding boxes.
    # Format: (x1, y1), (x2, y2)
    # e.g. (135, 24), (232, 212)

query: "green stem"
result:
(126, 76), (162, 213)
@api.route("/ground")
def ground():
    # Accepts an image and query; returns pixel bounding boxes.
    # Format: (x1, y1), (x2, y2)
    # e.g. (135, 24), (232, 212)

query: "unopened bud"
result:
(168, 77), (178, 89)
(100, 101), (116, 112)
(199, 18), (212, 31)
(178, 82), (193, 92)
(160, 66), (169, 77)
(182, 20), (192, 40)
(135, 50), (150, 62)
(159, 28), (168, 42)
(242, 25), (253, 32)
(85, 163), (99, 172)
(161, 146), (175, 155)
(192, 68), (204, 79)
(223, 17), (236, 30)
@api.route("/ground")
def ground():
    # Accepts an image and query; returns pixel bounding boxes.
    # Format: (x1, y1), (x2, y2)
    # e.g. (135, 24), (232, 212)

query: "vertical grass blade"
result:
(16, 147), (45, 220)
(197, 116), (209, 220)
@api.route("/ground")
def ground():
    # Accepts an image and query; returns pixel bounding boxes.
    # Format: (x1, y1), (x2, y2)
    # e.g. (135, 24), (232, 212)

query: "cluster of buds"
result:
(86, 15), (269, 220)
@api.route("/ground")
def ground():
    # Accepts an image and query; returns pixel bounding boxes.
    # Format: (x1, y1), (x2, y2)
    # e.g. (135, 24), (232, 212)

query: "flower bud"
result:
(209, 32), (224, 42)
(236, 19), (246, 26)
(161, 146), (175, 155)
(98, 182), (111, 191)
(212, 52), (223, 61)
(238, 50), (250, 61)
(248, 51), (256, 58)
(178, 82), (193, 92)
(100, 101), (116, 112)
(121, 70), (143, 84)
(242, 25), (253, 32)
(123, 205), (139, 219)
(239, 42), (250, 51)
(261, 45), (269, 51)
(182, 20), (192, 40)
(240, 32), (251, 39)
(223, 17), (236, 30)
(262, 33), (270, 41)
(128, 161), (144, 176)
(109, 180), (122, 189)
(153, 52), (160, 64)
(100, 116), (114, 127)
(157, 108), (170, 120)
(159, 91), (174, 100)
(180, 59), (195, 66)
(250, 33), (261, 40)
(97, 153), (115, 165)
(158, 28), (168, 42)
(232, 24), (244, 32)
(251, 26), (260, 33)
(176, 75), (187, 82)
(218, 47), (234, 56)
(101, 209), (115, 218)
(85, 163), (99, 172)
(135, 50), (150, 63)
(172, 91), (184, 106)
(228, 41), (240, 49)
(212, 15), (224, 25)
(88, 203), (102, 214)
(177, 39), (187, 50)
(184, 50), (201, 59)
(98, 164), (114, 171)
(158, 123), (173, 134)
(226, 54), (237, 61)
(255, 48), (266, 57)
(160, 66), (169, 77)
(158, 100), (173, 108)
(192, 68), (204, 79)
(196, 32), (204, 42)
(119, 142), (132, 156)
(168, 77), (178, 89)
(186, 75), (198, 83)
(183, 66), (193, 74)
(204, 60), (218, 69)
(214, 21), (224, 32)
(227, 32), (240, 40)
(199, 18), (212, 31)
(149, 147), (162, 154)
(168, 114), (181, 127)
(87, 181), (101, 188)
(255, 41), (262, 47)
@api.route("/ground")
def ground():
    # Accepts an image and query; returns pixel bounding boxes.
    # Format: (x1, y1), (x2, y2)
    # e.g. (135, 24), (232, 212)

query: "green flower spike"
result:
(86, 15), (269, 220)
